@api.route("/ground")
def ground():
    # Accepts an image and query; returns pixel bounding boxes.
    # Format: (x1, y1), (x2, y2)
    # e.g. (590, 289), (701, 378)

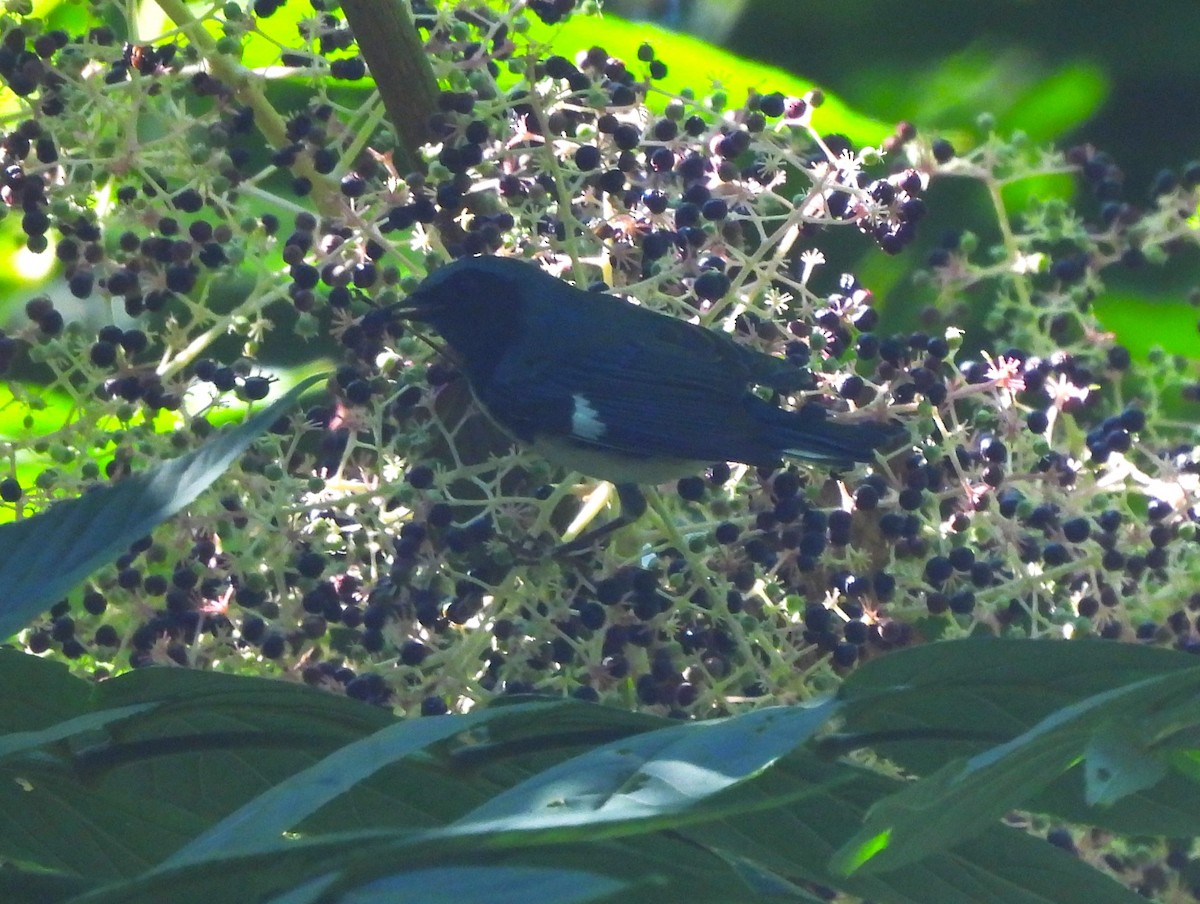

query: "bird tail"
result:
(751, 398), (902, 467)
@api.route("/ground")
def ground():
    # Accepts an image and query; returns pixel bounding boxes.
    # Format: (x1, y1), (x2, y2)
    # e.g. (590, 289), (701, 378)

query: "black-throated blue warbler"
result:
(393, 255), (898, 538)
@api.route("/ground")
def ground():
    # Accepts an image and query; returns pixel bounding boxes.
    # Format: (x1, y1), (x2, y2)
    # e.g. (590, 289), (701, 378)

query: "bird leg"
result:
(554, 482), (646, 555)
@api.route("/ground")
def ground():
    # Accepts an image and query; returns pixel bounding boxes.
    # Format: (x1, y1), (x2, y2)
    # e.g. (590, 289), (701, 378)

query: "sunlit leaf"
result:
(526, 15), (893, 145)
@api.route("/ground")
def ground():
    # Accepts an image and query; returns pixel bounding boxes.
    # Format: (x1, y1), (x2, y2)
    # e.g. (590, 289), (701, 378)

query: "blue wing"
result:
(475, 300), (883, 468)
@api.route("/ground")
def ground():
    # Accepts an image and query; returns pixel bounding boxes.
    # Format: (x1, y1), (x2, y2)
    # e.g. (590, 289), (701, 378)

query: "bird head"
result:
(393, 256), (528, 379)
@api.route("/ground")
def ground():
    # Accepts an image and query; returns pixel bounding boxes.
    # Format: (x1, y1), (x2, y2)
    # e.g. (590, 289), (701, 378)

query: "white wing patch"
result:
(570, 394), (606, 441)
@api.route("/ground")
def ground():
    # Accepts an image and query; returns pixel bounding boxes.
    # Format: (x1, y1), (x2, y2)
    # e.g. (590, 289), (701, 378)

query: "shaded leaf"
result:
(162, 700), (565, 870)
(451, 701), (840, 839)
(0, 657), (397, 879)
(0, 865), (94, 904)
(330, 864), (627, 904)
(0, 702), (158, 760)
(1083, 725), (1169, 807)
(683, 760), (1145, 904)
(836, 638), (1197, 773)
(0, 649), (91, 731)
(833, 666), (1200, 875)
(1034, 765), (1200, 837)
(63, 832), (788, 904)
(838, 639), (1200, 835)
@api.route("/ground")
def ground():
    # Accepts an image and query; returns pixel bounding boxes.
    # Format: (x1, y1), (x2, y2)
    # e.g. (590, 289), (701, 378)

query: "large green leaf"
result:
(0, 656), (398, 879)
(1083, 724), (1169, 807)
(444, 695), (665, 770)
(1094, 293), (1200, 360)
(0, 865), (92, 904)
(0, 374), (326, 640)
(833, 665), (1200, 875)
(2, 644), (1189, 903)
(836, 638), (1198, 772)
(161, 699), (566, 870)
(684, 760), (1146, 904)
(326, 864), (627, 904)
(450, 701), (842, 841)
(1034, 762), (1200, 837)
(0, 649), (92, 731)
(0, 659), (684, 882)
(527, 15), (893, 146)
(57, 831), (803, 904)
(835, 638), (1200, 835)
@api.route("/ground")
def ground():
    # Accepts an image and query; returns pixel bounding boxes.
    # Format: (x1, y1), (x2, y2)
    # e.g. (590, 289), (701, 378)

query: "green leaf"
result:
(0, 657), (398, 879)
(707, 849), (827, 903)
(0, 384), (77, 441)
(836, 639), (1200, 835)
(1001, 61), (1108, 141)
(444, 696), (664, 769)
(837, 638), (1198, 774)
(683, 760), (1146, 904)
(320, 864), (627, 904)
(832, 665), (1200, 875)
(921, 822), (1147, 904)
(0, 703), (158, 760)
(528, 16), (893, 146)
(56, 832), (383, 904)
(0, 649), (91, 731)
(450, 701), (840, 840)
(61, 833), (792, 904)
(1094, 293), (1200, 360)
(1035, 765), (1200, 837)
(0, 374), (325, 640)
(0, 864), (94, 904)
(161, 700), (565, 870)
(1083, 726), (1168, 807)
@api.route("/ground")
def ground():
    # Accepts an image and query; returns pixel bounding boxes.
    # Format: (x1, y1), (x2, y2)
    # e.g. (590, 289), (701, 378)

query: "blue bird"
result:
(395, 255), (899, 536)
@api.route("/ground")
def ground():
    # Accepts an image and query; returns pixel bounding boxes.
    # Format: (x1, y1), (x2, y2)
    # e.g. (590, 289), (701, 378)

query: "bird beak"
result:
(385, 295), (435, 323)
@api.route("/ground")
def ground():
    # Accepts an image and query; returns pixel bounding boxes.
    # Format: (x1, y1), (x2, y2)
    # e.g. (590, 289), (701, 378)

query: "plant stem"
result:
(340, 0), (440, 172)
(155, 0), (343, 214)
